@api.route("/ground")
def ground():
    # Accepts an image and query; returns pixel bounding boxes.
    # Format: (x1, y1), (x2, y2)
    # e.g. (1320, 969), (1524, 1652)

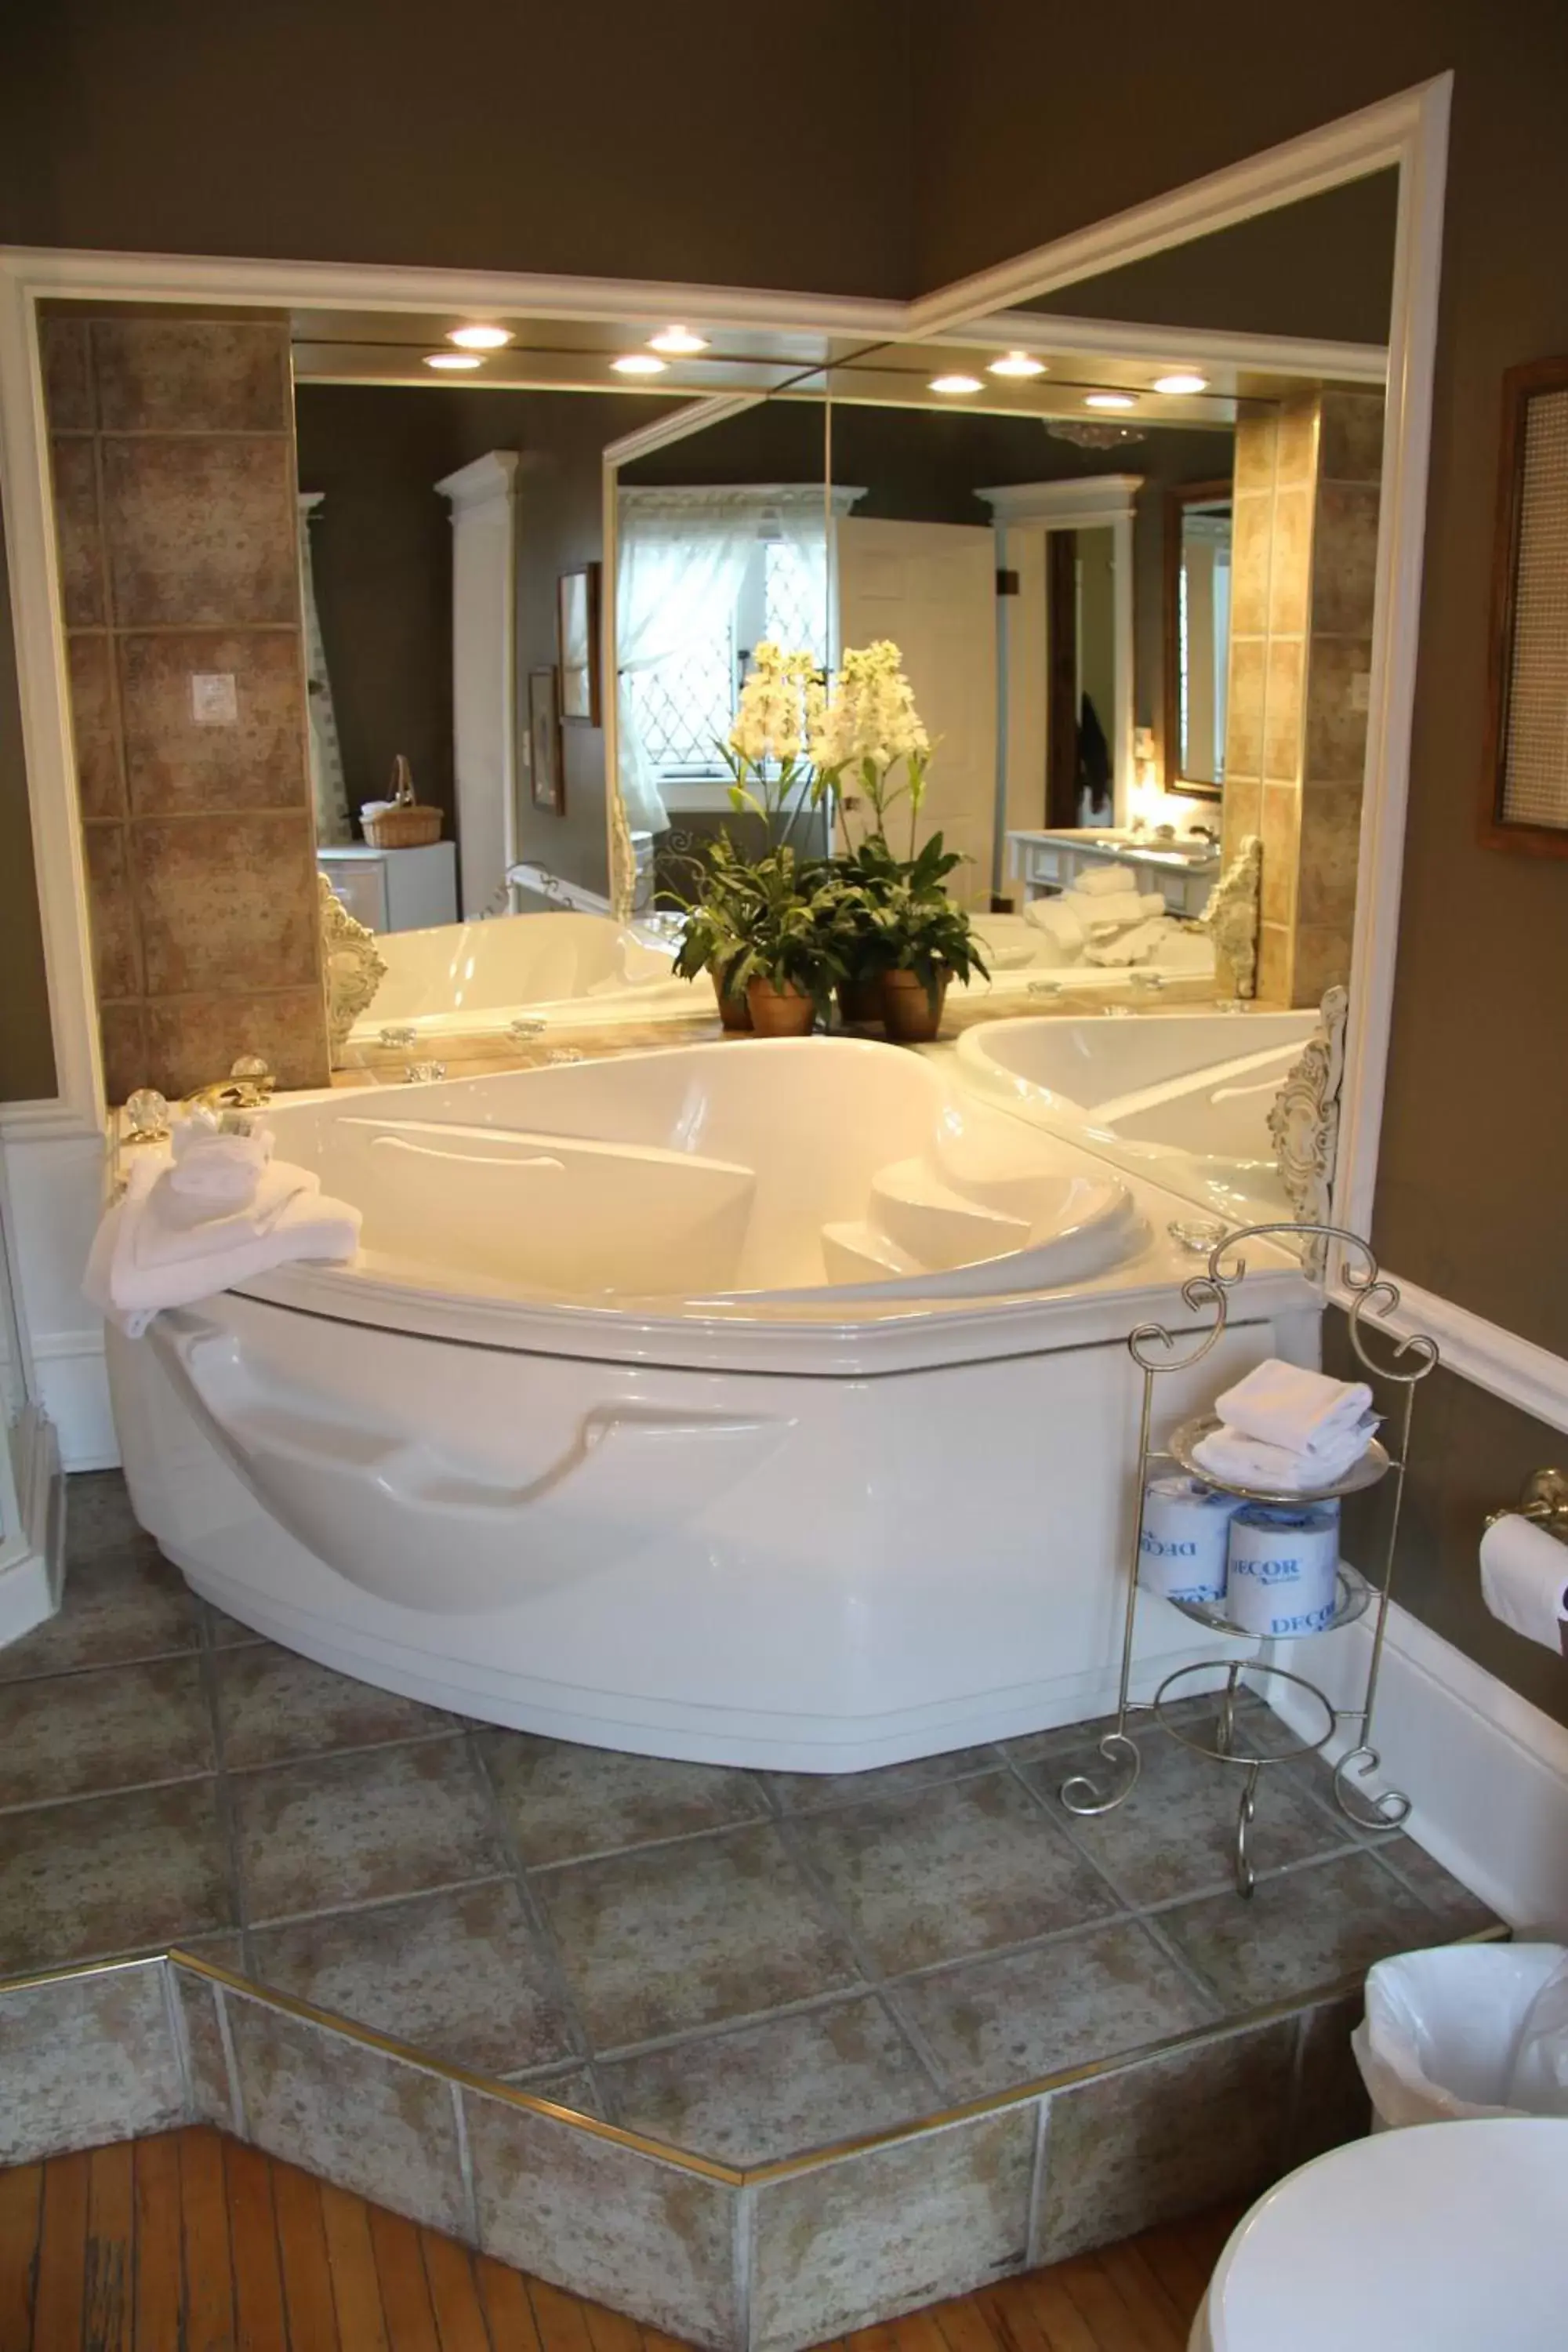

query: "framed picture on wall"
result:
(1481, 356), (1568, 855)
(528, 667), (563, 813)
(557, 563), (601, 725)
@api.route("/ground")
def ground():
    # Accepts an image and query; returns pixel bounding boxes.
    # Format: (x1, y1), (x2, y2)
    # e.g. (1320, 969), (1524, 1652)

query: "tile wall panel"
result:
(41, 307), (328, 1102)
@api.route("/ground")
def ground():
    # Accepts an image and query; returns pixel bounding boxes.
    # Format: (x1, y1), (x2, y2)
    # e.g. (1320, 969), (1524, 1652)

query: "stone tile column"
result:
(42, 308), (329, 1103)
(1222, 389), (1382, 1007)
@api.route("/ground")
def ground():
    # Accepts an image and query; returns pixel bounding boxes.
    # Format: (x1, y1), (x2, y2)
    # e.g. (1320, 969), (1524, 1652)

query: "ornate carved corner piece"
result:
(1267, 985), (1350, 1241)
(1198, 833), (1261, 999)
(318, 874), (388, 1059)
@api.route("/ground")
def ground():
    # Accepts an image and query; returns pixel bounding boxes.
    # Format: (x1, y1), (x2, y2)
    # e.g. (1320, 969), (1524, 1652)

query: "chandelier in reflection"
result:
(1044, 419), (1148, 448)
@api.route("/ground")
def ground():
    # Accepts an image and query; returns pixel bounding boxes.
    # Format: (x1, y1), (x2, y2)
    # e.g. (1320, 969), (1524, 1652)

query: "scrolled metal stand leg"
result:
(1061, 1729), (1142, 1817)
(1332, 1744), (1411, 1831)
(1332, 1380), (1414, 1834)
(1234, 1759), (1261, 1900)
(1062, 1361), (1158, 1820)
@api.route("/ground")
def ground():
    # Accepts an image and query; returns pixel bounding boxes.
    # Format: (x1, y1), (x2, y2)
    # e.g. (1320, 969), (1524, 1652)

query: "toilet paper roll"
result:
(1225, 1502), (1340, 1637)
(1479, 1514), (1568, 1653)
(1138, 1475), (1241, 1603)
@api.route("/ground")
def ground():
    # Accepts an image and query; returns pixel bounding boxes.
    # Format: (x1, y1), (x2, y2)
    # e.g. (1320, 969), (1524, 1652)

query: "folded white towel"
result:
(1215, 1359), (1374, 1459)
(1084, 916), (1171, 967)
(85, 1152), (361, 1339)
(1023, 898), (1086, 953)
(1192, 1412), (1379, 1494)
(1073, 864), (1138, 897)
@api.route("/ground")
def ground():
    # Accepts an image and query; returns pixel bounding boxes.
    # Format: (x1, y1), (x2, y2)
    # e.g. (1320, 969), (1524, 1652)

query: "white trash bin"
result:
(1352, 1942), (1568, 2129)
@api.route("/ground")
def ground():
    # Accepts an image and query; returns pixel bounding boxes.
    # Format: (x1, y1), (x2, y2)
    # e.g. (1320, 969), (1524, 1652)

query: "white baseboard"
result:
(34, 1330), (118, 1471)
(1266, 1597), (1568, 1936)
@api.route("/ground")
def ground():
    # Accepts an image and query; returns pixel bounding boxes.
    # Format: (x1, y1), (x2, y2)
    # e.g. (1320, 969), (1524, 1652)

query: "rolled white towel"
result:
(165, 1116), (274, 1210)
(1136, 892), (1167, 921)
(1215, 1359), (1375, 1460)
(1073, 863), (1138, 897)
(1192, 1412), (1379, 1494)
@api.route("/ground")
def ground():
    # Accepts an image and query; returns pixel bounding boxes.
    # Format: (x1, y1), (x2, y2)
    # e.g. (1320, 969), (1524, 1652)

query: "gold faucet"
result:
(183, 1054), (276, 1120)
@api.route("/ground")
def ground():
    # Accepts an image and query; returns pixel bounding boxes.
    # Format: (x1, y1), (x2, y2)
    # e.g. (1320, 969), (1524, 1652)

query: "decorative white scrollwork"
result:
(1198, 833), (1262, 999)
(318, 874), (387, 1058)
(1267, 986), (1348, 1228)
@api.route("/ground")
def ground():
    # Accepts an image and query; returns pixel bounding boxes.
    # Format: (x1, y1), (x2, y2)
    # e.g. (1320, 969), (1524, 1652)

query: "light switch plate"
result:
(190, 672), (238, 726)
(1350, 670), (1372, 713)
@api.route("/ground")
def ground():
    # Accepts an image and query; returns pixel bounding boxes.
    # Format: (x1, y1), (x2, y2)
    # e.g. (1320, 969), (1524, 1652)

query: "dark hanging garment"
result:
(1077, 692), (1112, 813)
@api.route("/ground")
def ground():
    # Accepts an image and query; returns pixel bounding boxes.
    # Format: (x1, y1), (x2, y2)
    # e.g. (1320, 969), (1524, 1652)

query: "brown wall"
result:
(0, 1), (912, 298)
(42, 309), (328, 1102)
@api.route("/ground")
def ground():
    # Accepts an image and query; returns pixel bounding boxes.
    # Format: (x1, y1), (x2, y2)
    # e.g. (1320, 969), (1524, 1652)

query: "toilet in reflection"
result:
(1190, 2118), (1568, 2350)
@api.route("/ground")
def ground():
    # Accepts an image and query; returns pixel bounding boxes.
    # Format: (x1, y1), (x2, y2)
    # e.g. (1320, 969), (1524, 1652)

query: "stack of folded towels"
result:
(1192, 1359), (1379, 1493)
(1023, 867), (1174, 968)
(85, 1112), (361, 1339)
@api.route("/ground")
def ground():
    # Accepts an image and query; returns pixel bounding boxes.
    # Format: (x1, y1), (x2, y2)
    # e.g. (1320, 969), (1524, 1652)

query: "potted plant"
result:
(872, 880), (989, 1042)
(827, 829), (968, 1022)
(670, 835), (753, 1029)
(670, 644), (835, 1035)
(723, 848), (844, 1036)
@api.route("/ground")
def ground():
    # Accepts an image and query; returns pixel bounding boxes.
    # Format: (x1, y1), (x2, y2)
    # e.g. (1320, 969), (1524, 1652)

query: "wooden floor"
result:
(0, 2127), (1236, 2351)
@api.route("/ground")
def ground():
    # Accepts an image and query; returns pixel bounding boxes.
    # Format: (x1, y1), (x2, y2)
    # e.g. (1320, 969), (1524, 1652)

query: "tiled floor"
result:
(0, 1472), (1498, 2169)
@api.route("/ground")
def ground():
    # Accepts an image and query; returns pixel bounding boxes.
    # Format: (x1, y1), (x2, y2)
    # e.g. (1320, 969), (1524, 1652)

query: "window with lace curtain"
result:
(626, 529), (829, 785)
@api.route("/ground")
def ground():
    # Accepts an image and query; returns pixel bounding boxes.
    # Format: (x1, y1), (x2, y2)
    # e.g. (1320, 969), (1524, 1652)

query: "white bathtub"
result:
(350, 909), (689, 1042)
(108, 1037), (1316, 1768)
(956, 1011), (1319, 1225)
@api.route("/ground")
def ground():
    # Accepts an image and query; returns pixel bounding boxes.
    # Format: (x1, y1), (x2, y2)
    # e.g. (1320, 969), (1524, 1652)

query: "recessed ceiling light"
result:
(612, 353), (669, 376)
(447, 325), (513, 350)
(424, 351), (483, 371)
(929, 372), (983, 395)
(988, 350), (1046, 379)
(648, 325), (709, 354)
(1152, 371), (1209, 396)
(1085, 391), (1137, 411)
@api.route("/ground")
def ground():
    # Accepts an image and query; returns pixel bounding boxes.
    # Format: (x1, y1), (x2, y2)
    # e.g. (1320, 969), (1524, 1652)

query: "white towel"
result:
(1192, 1412), (1379, 1494)
(1215, 1359), (1374, 1459)
(85, 1152), (361, 1339)
(1072, 864), (1138, 897)
(167, 1112), (273, 1199)
(1023, 898), (1085, 953)
(1084, 916), (1171, 967)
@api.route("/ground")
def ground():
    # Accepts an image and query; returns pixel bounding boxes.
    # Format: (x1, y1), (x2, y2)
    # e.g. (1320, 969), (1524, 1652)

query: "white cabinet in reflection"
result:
(318, 844), (457, 935)
(1007, 829), (1219, 917)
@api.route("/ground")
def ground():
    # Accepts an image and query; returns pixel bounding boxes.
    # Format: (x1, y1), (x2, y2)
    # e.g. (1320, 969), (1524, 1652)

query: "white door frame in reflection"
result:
(0, 74), (1447, 1280)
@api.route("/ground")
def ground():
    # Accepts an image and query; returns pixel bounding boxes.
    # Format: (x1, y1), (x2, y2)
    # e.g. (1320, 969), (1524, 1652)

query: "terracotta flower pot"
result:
(710, 966), (753, 1032)
(881, 967), (949, 1043)
(836, 970), (886, 1027)
(746, 978), (818, 1037)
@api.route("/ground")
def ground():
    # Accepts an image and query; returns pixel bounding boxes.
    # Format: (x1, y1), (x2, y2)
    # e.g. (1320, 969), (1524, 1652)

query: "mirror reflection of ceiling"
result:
(1021, 171), (1399, 347)
(289, 310), (1384, 423)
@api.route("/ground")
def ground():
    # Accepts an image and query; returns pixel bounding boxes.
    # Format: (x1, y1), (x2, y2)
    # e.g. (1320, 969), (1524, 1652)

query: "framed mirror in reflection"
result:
(1163, 480), (1232, 797)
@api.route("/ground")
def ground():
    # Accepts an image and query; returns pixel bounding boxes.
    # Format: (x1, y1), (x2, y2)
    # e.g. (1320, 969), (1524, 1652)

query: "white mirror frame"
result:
(0, 75), (1449, 1294)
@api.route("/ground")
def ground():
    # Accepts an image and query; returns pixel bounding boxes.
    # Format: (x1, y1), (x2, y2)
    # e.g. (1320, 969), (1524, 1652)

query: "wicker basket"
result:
(362, 803), (442, 849)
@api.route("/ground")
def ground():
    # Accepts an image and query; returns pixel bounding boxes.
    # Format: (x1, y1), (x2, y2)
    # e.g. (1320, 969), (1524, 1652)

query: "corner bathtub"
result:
(350, 908), (688, 1044)
(109, 1038), (1318, 1769)
(957, 1010), (1319, 1225)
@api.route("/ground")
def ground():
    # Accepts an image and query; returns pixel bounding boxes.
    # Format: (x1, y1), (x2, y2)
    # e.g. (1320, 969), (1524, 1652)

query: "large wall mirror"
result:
(18, 158), (1397, 1236)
